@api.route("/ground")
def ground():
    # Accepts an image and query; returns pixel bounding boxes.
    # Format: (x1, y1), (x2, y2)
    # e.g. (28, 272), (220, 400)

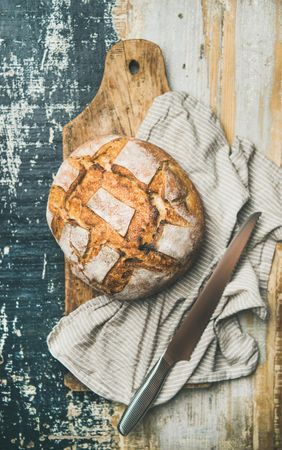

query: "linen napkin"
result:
(47, 91), (282, 406)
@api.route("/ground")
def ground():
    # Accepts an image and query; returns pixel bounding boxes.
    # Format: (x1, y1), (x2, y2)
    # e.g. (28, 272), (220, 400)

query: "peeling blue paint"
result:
(0, 1), (118, 448)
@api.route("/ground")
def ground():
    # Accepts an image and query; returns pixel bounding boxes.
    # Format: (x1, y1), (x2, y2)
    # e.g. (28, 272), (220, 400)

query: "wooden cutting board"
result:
(62, 39), (171, 390)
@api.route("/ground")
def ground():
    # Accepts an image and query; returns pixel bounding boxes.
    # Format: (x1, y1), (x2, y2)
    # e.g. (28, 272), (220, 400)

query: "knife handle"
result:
(117, 356), (172, 436)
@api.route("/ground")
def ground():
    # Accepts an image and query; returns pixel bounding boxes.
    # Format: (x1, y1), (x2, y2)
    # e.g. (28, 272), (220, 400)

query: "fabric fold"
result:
(47, 91), (282, 406)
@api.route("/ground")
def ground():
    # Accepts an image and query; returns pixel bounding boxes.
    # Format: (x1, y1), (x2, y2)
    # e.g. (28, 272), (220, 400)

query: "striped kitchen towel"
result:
(47, 91), (282, 406)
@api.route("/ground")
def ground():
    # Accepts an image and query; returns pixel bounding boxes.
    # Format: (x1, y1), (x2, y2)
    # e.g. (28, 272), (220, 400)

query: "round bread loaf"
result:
(47, 135), (204, 300)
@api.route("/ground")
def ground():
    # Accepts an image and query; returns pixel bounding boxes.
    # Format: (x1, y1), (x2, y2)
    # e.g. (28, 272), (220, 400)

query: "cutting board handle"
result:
(63, 39), (170, 158)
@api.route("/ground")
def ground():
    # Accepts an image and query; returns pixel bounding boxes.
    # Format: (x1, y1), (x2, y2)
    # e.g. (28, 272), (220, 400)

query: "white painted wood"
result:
(113, 0), (210, 102)
(113, 0), (277, 155)
(111, 1), (280, 448)
(235, 0), (277, 154)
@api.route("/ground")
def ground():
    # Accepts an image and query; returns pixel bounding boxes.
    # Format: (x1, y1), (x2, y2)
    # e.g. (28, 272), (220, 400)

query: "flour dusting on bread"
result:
(47, 135), (204, 300)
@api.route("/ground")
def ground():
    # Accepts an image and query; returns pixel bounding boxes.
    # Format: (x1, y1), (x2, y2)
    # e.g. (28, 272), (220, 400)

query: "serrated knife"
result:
(117, 212), (261, 436)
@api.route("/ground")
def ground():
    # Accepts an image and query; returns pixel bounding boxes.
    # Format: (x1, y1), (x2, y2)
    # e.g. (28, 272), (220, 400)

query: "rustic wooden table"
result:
(0, 1), (281, 449)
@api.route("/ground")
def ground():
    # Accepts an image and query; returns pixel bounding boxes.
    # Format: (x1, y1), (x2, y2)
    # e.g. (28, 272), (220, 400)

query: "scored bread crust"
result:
(47, 135), (205, 300)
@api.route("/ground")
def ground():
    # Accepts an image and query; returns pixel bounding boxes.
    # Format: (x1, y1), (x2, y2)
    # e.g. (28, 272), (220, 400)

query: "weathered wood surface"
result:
(112, 2), (282, 449)
(0, 1), (281, 449)
(0, 1), (119, 449)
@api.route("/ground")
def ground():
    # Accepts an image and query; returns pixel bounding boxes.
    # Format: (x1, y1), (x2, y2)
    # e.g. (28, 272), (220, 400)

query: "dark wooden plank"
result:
(0, 1), (120, 448)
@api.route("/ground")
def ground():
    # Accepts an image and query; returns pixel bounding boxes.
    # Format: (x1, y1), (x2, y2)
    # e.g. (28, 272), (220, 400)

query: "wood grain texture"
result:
(202, 0), (237, 142)
(253, 2), (282, 448)
(111, 1), (282, 449)
(253, 244), (282, 450)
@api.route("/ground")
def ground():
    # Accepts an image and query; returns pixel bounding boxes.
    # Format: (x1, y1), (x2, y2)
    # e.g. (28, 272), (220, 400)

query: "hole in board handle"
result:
(128, 60), (140, 75)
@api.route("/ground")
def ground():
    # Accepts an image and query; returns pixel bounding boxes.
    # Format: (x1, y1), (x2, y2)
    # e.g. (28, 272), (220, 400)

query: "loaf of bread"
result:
(47, 135), (204, 300)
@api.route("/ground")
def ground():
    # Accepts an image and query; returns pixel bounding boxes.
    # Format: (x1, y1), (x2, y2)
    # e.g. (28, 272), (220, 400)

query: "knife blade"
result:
(118, 212), (261, 436)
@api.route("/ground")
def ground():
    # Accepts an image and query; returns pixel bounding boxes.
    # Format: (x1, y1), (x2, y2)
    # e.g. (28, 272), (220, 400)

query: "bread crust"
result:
(47, 136), (205, 300)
